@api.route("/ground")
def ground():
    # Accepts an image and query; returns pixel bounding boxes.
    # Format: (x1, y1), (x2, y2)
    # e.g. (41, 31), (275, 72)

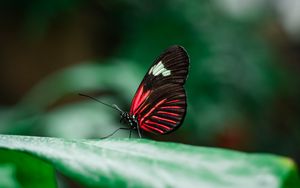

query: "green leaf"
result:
(0, 149), (56, 188)
(0, 134), (298, 188)
(0, 164), (21, 188)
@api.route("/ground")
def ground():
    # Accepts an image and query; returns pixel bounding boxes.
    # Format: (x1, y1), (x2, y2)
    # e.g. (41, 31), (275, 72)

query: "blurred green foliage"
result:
(0, 0), (299, 185)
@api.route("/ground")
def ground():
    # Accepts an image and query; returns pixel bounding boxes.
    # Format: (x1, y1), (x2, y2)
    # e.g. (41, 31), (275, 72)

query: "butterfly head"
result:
(120, 112), (138, 129)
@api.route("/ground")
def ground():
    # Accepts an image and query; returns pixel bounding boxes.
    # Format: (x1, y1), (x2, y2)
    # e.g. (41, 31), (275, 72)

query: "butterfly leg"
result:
(101, 127), (131, 139)
(136, 125), (142, 138)
(129, 129), (132, 138)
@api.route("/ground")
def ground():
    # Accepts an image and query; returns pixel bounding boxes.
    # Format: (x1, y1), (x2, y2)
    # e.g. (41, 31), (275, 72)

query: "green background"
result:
(0, 0), (299, 187)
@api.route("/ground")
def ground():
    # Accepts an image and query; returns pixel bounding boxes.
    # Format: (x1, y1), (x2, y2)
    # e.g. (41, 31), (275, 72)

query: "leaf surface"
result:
(0, 134), (298, 188)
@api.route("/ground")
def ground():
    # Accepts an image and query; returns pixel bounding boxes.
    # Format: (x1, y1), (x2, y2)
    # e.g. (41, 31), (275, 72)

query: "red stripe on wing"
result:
(130, 85), (151, 114)
(165, 99), (180, 104)
(135, 103), (149, 115)
(143, 124), (164, 134)
(157, 111), (180, 117)
(161, 106), (181, 109)
(145, 120), (172, 130)
(151, 115), (177, 124)
(140, 125), (152, 133)
(139, 99), (167, 124)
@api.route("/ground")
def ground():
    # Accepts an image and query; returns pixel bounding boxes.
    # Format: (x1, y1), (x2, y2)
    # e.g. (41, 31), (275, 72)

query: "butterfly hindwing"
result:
(138, 84), (186, 134)
(130, 45), (189, 134)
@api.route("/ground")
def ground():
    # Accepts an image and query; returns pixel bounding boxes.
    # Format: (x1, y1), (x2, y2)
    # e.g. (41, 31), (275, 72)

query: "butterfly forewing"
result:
(130, 45), (189, 134)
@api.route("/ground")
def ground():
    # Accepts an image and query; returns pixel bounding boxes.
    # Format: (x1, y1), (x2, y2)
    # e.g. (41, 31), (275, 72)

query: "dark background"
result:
(0, 0), (299, 166)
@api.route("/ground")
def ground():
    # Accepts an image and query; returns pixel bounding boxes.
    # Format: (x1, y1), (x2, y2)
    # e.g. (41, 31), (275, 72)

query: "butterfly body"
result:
(120, 112), (138, 129)
(121, 45), (189, 136)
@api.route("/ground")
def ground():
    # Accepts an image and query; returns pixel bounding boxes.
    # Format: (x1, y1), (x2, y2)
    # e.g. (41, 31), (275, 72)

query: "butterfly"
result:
(80, 45), (189, 138)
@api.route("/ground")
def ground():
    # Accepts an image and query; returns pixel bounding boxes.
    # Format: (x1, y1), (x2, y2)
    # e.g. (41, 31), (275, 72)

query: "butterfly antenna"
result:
(112, 104), (123, 113)
(78, 93), (123, 113)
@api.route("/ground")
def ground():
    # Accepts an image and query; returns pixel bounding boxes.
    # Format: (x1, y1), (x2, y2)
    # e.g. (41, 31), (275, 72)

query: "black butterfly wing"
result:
(130, 45), (189, 134)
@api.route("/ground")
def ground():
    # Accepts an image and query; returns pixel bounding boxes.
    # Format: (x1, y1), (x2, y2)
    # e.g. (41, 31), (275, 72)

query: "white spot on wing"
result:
(148, 61), (171, 77)
(153, 67), (165, 76)
(162, 70), (171, 76)
(154, 61), (163, 72)
(148, 66), (154, 75)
